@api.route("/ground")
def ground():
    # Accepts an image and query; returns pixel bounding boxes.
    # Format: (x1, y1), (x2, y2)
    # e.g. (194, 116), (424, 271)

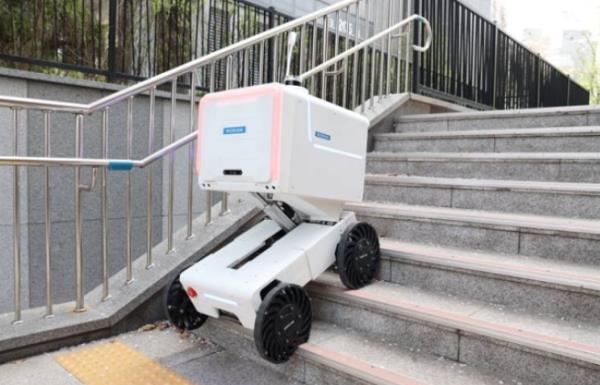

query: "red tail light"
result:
(186, 287), (198, 298)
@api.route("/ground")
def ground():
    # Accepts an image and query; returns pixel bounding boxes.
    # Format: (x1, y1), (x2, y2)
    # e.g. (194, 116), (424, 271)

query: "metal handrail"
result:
(1, 0), (419, 324)
(0, 132), (197, 169)
(299, 15), (432, 82)
(0, 0), (361, 115)
(0, 15), (432, 172)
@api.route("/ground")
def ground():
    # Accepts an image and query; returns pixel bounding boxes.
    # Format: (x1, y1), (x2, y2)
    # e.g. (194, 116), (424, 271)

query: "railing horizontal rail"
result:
(299, 14), (431, 81)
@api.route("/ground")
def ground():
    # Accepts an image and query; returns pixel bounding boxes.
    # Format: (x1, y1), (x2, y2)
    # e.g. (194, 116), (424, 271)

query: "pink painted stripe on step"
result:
(313, 283), (600, 359)
(300, 343), (429, 385)
(380, 240), (600, 287)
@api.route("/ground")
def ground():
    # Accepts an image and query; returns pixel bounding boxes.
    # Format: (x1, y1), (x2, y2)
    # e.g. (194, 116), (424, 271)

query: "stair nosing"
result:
(347, 201), (600, 239)
(211, 317), (430, 385)
(380, 239), (600, 294)
(367, 152), (600, 163)
(309, 281), (600, 368)
(393, 107), (600, 123)
(380, 126), (600, 140)
(364, 174), (600, 196)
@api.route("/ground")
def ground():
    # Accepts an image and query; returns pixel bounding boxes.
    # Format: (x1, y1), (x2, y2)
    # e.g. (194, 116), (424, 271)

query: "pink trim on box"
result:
(195, 84), (282, 180)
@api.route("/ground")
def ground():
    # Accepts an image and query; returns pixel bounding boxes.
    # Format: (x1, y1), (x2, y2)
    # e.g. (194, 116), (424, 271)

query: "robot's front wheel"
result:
(254, 283), (312, 364)
(164, 274), (207, 331)
(336, 222), (381, 290)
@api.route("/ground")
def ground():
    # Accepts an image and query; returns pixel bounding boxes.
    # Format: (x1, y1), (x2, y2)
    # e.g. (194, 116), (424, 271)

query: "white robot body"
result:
(169, 82), (378, 363)
(196, 83), (368, 221)
(180, 212), (356, 329)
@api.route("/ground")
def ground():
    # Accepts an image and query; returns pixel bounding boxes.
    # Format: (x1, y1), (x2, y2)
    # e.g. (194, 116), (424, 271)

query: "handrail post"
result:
(12, 108), (22, 325)
(126, 97), (134, 284)
(146, 87), (156, 269)
(566, 75), (571, 106)
(107, 0), (117, 82)
(267, 7), (276, 82)
(536, 53), (542, 108)
(44, 111), (54, 318)
(492, 21), (498, 109)
(101, 108), (110, 301)
(186, 72), (197, 239)
(411, 0), (420, 94)
(74, 113), (86, 312)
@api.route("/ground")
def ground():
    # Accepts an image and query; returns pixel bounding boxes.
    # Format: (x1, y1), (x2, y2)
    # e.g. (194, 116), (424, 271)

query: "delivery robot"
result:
(164, 35), (380, 364)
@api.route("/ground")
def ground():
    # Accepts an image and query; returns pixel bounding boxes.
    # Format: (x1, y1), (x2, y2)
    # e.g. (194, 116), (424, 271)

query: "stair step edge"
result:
(380, 239), (600, 293)
(310, 282), (600, 367)
(348, 202), (600, 238)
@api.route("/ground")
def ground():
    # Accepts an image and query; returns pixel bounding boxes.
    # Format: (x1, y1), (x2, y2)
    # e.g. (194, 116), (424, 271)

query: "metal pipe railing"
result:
(299, 15), (432, 86)
(0, 0), (417, 324)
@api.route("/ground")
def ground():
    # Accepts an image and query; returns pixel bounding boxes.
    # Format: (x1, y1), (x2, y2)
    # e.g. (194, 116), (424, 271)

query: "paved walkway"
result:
(0, 323), (299, 385)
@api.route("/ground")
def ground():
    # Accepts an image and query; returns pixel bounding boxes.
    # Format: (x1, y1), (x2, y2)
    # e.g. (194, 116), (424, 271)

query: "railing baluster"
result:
(378, 0), (387, 100)
(272, 36), (278, 82)
(321, 15), (329, 99)
(369, 1), (377, 108)
(396, 0), (404, 93)
(187, 72), (197, 239)
(311, 19), (318, 94)
(167, 80), (176, 254)
(74, 113), (85, 312)
(351, 1), (360, 109)
(332, 10), (340, 105)
(101, 108), (110, 300)
(44, 111), (54, 318)
(385, 0), (393, 97)
(12, 108), (22, 325)
(404, 1), (412, 93)
(299, 23), (306, 75)
(221, 59), (232, 216)
(243, 49), (250, 87)
(205, 64), (215, 226)
(259, 41), (265, 84)
(126, 97), (134, 283)
(361, 0), (370, 112)
(146, 87), (156, 269)
(342, 7), (350, 108)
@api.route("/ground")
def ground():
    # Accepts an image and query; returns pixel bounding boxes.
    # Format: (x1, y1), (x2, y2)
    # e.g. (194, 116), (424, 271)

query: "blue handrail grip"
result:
(108, 160), (135, 171)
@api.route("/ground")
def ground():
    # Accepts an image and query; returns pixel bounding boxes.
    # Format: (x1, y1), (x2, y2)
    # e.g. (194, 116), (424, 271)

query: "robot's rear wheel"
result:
(336, 222), (381, 290)
(254, 283), (312, 364)
(164, 275), (207, 331)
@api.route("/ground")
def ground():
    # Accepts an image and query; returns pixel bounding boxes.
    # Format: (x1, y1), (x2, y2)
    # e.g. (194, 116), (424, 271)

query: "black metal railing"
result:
(0, 0), (590, 109)
(0, 0), (291, 83)
(412, 0), (590, 109)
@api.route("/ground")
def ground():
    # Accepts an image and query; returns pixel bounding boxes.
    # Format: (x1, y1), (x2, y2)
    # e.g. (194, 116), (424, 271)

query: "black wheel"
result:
(336, 222), (381, 290)
(164, 274), (207, 331)
(254, 283), (312, 364)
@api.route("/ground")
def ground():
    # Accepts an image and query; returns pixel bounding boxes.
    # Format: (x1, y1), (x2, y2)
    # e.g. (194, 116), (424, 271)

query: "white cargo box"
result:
(196, 83), (369, 205)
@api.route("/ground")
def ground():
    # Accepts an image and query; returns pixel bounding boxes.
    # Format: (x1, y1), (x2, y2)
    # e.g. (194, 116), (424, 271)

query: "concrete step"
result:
(346, 201), (600, 266)
(367, 152), (600, 183)
(378, 238), (600, 325)
(363, 174), (600, 219)
(200, 314), (508, 385)
(310, 273), (600, 385)
(394, 106), (600, 133)
(376, 126), (600, 153)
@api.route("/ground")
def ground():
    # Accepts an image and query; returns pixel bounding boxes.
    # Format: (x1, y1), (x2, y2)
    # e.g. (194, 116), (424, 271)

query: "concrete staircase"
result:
(200, 108), (600, 385)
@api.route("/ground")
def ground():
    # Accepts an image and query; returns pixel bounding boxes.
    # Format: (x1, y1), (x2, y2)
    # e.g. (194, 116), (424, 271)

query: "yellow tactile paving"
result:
(56, 340), (194, 385)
